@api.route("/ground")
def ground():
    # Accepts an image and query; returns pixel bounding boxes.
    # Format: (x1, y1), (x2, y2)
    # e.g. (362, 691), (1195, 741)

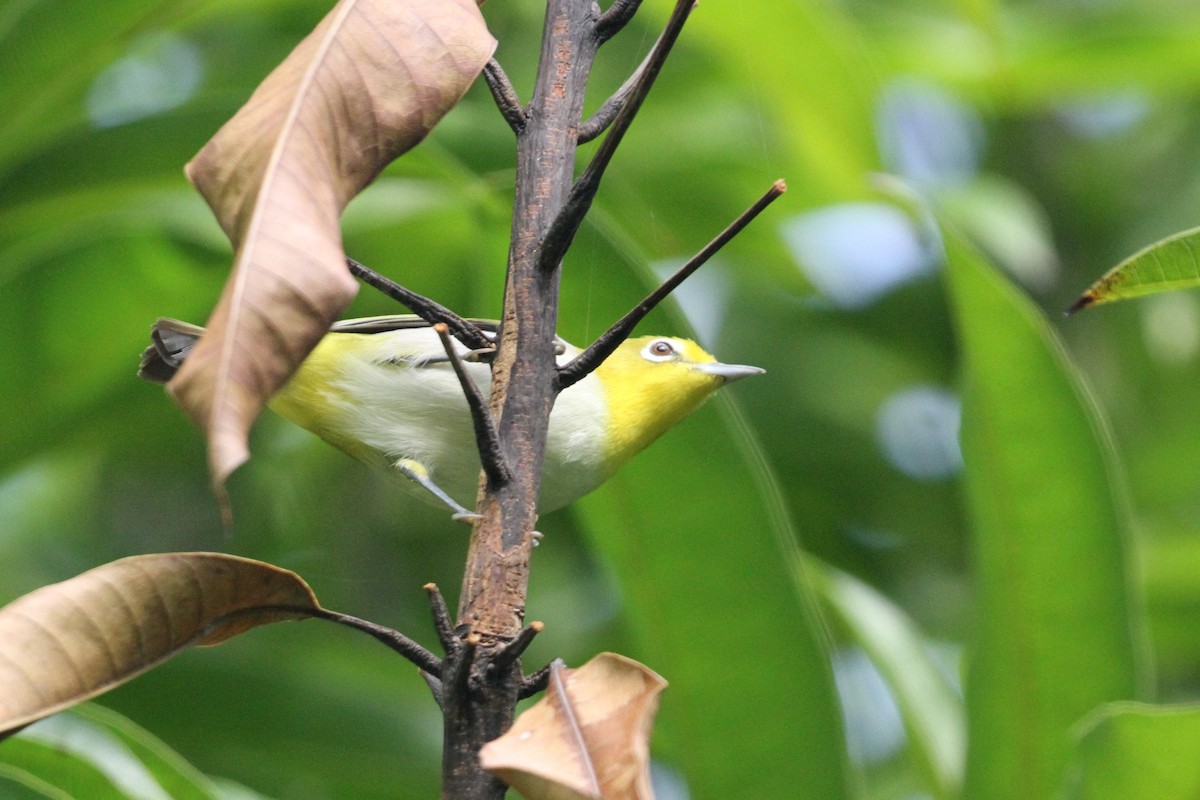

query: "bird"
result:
(140, 315), (763, 517)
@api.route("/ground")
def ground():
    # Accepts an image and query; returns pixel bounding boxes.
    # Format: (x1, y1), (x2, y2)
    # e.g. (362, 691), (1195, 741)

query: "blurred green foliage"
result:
(6, 0), (1200, 798)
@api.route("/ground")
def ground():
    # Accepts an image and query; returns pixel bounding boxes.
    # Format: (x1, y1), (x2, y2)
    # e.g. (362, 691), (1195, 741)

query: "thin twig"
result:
(595, 0), (644, 44)
(434, 324), (511, 489)
(494, 621), (544, 670)
(451, 634), (480, 693)
(346, 257), (493, 352)
(425, 583), (459, 653)
(558, 179), (786, 390)
(540, 0), (695, 273)
(310, 608), (442, 675)
(422, 670), (445, 709)
(578, 45), (653, 144)
(483, 58), (526, 134)
(519, 662), (552, 699)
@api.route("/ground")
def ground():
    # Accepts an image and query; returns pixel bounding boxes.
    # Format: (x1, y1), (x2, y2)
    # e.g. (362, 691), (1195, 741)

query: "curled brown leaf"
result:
(480, 653), (667, 800)
(0, 553), (320, 738)
(172, 0), (496, 489)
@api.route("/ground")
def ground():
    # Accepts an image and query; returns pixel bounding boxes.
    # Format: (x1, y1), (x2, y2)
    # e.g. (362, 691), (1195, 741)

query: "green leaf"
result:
(1070, 226), (1200, 312)
(0, 702), (257, 800)
(1, 728), (146, 800)
(61, 704), (227, 800)
(0, 763), (78, 800)
(808, 557), (964, 800)
(1067, 702), (1200, 800)
(942, 227), (1149, 800)
(573, 397), (851, 800)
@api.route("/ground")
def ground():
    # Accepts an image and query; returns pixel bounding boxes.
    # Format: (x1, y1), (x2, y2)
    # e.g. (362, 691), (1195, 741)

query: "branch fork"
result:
(415, 583), (548, 710)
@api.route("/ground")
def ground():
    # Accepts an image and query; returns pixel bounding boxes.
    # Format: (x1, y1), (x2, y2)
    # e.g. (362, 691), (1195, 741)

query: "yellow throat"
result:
(592, 336), (738, 469)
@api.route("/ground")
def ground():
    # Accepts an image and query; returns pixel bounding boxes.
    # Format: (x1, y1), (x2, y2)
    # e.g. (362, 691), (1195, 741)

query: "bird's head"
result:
(592, 335), (763, 465)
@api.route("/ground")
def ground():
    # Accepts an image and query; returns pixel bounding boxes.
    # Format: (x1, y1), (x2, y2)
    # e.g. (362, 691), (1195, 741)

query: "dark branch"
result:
(540, 0), (695, 273)
(424, 583), (460, 653)
(440, 0), (625, 792)
(422, 670), (445, 709)
(493, 621), (544, 670)
(483, 58), (526, 134)
(311, 608), (441, 675)
(558, 179), (786, 390)
(346, 257), (493, 352)
(519, 662), (552, 699)
(578, 45), (653, 144)
(450, 634), (480, 692)
(595, 0), (644, 44)
(434, 324), (511, 489)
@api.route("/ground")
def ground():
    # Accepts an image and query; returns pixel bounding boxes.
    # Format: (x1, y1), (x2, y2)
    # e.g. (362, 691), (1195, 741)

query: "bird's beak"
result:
(693, 362), (765, 383)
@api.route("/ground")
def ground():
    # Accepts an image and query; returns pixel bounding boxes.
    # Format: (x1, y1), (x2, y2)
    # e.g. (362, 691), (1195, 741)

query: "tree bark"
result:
(441, 2), (602, 797)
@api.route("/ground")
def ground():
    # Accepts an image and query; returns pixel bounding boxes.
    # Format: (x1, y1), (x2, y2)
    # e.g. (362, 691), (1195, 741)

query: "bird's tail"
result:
(138, 319), (205, 384)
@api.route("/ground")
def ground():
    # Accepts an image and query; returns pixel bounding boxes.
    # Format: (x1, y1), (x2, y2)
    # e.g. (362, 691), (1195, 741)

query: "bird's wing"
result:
(329, 316), (573, 365)
(329, 315), (501, 336)
(329, 316), (503, 367)
(140, 315), (572, 380)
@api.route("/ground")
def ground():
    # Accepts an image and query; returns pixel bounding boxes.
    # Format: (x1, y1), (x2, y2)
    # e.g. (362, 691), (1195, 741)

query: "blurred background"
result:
(3, 0), (1200, 798)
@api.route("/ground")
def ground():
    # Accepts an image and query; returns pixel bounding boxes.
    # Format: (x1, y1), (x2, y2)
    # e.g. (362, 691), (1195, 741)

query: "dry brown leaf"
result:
(0, 553), (320, 737)
(173, 0), (496, 488)
(480, 653), (667, 800)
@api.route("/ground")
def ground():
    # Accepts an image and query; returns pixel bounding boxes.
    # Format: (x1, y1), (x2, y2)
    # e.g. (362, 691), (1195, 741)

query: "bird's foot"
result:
(394, 458), (477, 523)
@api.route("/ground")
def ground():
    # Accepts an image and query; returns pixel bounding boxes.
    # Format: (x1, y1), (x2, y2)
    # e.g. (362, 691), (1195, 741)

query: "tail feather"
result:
(138, 319), (205, 384)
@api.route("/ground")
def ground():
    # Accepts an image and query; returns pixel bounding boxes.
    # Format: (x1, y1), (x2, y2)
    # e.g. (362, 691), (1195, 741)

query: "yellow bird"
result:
(140, 316), (762, 516)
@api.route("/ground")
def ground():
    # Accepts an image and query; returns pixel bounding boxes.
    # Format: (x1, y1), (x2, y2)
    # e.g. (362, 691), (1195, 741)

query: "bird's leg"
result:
(394, 458), (482, 523)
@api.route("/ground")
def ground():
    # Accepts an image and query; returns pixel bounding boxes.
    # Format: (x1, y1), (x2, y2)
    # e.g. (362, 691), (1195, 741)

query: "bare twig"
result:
(450, 634), (480, 692)
(310, 608), (442, 675)
(519, 662), (552, 699)
(540, 0), (696, 272)
(483, 58), (526, 134)
(558, 179), (786, 390)
(578, 46), (653, 143)
(425, 583), (459, 652)
(494, 621), (544, 670)
(422, 670), (445, 709)
(434, 323), (511, 489)
(346, 257), (493, 351)
(595, 0), (644, 44)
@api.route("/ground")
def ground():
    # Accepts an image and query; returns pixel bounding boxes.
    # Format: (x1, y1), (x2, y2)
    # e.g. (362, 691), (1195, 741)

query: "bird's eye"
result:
(642, 339), (679, 362)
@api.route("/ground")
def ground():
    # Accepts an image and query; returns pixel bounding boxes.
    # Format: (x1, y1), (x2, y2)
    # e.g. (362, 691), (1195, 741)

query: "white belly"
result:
(318, 330), (610, 513)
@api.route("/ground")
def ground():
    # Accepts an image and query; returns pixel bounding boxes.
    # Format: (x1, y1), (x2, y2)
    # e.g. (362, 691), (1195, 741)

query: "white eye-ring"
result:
(642, 339), (680, 362)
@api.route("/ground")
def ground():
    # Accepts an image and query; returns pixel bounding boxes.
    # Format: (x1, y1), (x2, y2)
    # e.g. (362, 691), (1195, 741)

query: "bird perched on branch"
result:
(140, 315), (762, 516)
